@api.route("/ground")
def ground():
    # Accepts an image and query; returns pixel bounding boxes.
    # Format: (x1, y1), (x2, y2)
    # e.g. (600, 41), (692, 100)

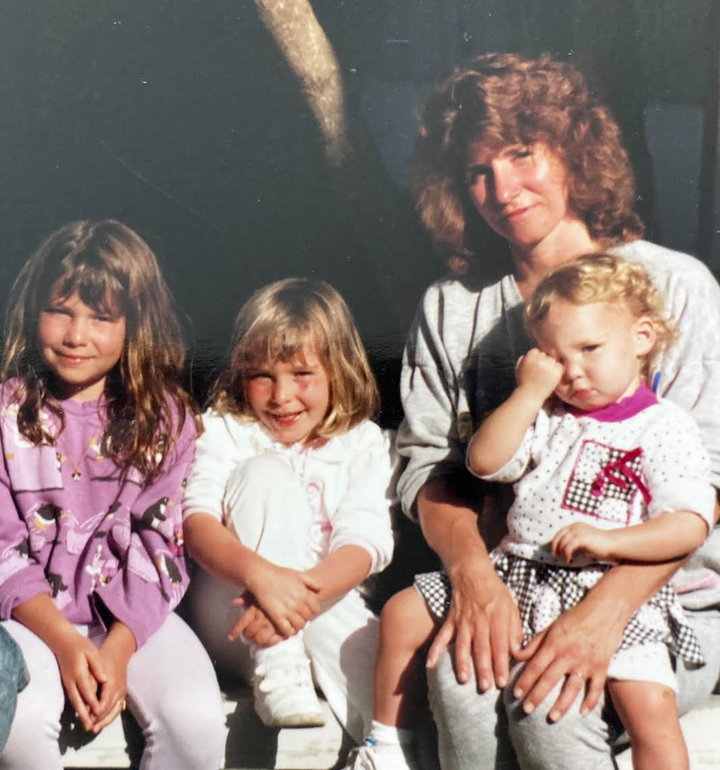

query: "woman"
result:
(396, 52), (720, 769)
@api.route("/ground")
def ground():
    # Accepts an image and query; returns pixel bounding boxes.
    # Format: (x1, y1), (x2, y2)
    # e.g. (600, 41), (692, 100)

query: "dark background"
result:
(2, 0), (718, 425)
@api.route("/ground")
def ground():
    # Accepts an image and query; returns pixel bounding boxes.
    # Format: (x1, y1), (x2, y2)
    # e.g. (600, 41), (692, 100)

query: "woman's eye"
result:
(466, 167), (487, 186)
(583, 344), (600, 353)
(512, 148), (532, 160)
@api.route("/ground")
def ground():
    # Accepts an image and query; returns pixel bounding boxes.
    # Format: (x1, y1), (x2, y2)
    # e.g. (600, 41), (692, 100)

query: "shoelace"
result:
(345, 742), (382, 770)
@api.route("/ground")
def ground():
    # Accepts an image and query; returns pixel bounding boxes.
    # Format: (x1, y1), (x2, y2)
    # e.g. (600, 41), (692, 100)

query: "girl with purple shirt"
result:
(0, 221), (225, 769)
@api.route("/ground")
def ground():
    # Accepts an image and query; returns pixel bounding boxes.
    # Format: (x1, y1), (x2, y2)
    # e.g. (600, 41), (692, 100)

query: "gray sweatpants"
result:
(427, 609), (720, 770)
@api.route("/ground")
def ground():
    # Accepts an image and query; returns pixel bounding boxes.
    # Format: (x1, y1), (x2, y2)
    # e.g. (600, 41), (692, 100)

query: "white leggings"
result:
(186, 454), (380, 743)
(1, 613), (226, 770)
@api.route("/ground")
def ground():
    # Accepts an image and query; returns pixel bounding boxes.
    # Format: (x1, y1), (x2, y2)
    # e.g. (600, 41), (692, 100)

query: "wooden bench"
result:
(62, 685), (352, 770)
(61, 687), (720, 769)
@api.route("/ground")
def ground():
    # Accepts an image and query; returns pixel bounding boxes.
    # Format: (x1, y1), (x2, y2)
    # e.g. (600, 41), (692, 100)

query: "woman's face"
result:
(465, 141), (578, 255)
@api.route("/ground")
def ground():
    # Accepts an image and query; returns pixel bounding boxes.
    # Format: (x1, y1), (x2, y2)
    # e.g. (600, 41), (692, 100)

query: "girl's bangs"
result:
(51, 260), (126, 315)
(242, 321), (315, 366)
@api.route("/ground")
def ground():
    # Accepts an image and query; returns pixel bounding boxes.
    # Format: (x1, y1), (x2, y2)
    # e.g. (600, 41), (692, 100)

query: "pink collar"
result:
(565, 382), (658, 422)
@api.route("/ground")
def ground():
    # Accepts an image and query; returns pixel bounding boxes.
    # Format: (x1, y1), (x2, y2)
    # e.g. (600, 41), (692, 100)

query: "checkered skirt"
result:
(414, 552), (704, 666)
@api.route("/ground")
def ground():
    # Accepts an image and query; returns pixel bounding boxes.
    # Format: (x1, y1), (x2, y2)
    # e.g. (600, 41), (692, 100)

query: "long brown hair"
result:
(412, 52), (644, 273)
(2, 220), (196, 480)
(212, 278), (378, 438)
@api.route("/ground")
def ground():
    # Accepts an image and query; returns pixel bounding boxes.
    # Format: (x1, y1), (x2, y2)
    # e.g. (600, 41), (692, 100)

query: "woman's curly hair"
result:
(412, 52), (644, 273)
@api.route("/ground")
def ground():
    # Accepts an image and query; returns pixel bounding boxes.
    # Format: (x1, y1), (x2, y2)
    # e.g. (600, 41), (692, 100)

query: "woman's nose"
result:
(491, 163), (520, 204)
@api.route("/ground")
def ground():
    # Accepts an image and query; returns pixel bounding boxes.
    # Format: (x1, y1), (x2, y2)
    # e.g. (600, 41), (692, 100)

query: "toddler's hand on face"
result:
(515, 349), (562, 403)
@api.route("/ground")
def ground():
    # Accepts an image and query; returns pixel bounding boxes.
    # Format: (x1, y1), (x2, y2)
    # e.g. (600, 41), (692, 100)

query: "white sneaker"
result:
(342, 740), (420, 770)
(252, 644), (325, 728)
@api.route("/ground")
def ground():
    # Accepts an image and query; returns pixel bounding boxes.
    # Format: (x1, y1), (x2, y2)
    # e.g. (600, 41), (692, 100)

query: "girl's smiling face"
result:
(245, 344), (330, 445)
(39, 291), (126, 401)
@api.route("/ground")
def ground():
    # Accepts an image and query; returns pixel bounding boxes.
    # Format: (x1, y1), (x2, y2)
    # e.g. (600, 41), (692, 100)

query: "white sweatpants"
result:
(186, 453), (379, 743)
(0, 613), (226, 770)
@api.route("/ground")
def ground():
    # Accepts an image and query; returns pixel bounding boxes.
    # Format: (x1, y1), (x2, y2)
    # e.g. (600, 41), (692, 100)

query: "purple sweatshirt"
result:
(0, 383), (196, 648)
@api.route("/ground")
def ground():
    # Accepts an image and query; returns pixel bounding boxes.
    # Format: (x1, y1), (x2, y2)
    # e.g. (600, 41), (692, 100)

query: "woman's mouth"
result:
(503, 204), (536, 222)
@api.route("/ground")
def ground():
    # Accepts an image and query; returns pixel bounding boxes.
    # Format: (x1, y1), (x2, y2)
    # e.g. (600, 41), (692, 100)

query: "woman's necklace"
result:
(55, 435), (104, 481)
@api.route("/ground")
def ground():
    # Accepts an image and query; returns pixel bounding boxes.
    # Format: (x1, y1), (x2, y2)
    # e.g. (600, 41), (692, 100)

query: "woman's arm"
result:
(418, 476), (522, 691)
(397, 283), (523, 688)
(468, 349), (561, 476)
(513, 557), (683, 721)
(0, 437), (58, 619)
(442, 350), (558, 687)
(551, 510), (708, 563)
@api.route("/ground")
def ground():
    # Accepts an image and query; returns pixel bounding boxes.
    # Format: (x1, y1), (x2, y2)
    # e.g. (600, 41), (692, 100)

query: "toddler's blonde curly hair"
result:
(524, 254), (676, 376)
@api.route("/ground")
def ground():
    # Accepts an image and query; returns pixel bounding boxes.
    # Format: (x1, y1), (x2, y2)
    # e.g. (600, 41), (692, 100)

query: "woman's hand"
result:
(427, 560), (522, 692)
(512, 593), (625, 721)
(53, 629), (107, 731)
(245, 559), (322, 637)
(91, 623), (135, 733)
(551, 523), (612, 562)
(418, 479), (521, 691)
(228, 595), (284, 647)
